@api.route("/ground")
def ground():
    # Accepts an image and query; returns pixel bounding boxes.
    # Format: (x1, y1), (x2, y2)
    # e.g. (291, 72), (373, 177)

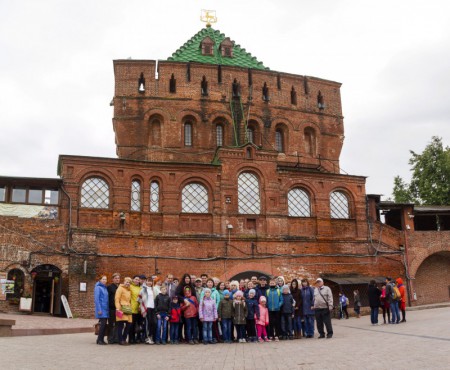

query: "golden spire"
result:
(200, 9), (217, 27)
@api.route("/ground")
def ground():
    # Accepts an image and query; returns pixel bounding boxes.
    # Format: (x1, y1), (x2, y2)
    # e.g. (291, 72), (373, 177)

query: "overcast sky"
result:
(1, 0), (449, 199)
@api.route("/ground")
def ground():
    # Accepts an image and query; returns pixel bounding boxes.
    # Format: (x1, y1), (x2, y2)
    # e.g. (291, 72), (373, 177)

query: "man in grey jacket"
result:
(313, 278), (334, 338)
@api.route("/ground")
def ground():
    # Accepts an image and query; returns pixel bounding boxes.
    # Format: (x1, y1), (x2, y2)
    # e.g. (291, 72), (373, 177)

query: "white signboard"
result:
(61, 295), (73, 318)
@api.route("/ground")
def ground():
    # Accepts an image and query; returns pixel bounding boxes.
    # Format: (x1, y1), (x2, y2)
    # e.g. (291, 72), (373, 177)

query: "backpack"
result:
(345, 297), (349, 306)
(392, 286), (401, 301)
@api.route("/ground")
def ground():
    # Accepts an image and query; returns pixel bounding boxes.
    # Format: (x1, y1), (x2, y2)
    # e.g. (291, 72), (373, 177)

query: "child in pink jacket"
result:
(255, 296), (270, 342)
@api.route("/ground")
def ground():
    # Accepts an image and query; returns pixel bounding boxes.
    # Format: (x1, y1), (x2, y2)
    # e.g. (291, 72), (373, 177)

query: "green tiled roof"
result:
(168, 26), (268, 70)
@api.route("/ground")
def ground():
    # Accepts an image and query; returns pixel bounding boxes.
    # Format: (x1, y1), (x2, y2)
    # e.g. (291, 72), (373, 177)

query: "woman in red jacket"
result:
(396, 278), (407, 322)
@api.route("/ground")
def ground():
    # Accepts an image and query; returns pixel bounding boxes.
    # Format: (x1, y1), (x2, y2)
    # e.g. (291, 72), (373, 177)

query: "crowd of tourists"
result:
(368, 277), (407, 325)
(93, 273), (338, 345)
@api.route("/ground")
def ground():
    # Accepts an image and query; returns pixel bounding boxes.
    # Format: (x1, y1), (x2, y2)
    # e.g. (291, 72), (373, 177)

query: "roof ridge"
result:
(167, 26), (268, 70)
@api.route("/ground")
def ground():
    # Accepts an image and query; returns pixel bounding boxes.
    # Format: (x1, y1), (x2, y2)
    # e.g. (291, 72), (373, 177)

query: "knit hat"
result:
(249, 289), (256, 296)
(234, 290), (243, 298)
(282, 284), (290, 293)
(204, 288), (211, 294)
(223, 289), (230, 296)
(259, 296), (266, 303)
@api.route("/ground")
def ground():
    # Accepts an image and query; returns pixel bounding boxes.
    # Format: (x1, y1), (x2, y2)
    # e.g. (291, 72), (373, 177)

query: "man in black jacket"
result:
(107, 273), (121, 344)
(368, 279), (382, 325)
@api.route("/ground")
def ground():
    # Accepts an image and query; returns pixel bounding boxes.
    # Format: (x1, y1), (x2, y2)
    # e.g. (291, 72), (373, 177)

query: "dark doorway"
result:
(230, 270), (272, 282)
(31, 264), (62, 315)
(34, 279), (52, 313)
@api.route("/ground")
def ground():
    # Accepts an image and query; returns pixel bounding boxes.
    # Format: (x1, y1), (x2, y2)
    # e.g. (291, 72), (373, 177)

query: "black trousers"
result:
(107, 309), (119, 343)
(246, 318), (256, 338)
(268, 311), (281, 338)
(315, 308), (333, 336)
(97, 318), (108, 343)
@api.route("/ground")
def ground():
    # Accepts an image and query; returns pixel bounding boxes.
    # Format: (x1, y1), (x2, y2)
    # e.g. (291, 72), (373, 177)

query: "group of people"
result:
(93, 273), (336, 345)
(368, 277), (407, 325)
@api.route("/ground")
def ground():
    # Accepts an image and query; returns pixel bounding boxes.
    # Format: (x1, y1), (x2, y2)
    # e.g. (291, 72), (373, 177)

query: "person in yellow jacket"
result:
(115, 277), (132, 345)
(128, 275), (143, 344)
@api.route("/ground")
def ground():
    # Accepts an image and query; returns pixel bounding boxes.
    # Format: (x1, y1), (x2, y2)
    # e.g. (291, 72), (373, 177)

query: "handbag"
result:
(94, 321), (100, 335)
(121, 305), (132, 315)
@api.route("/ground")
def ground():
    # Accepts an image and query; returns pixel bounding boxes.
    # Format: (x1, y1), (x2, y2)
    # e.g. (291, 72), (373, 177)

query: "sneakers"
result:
(264, 338), (271, 342)
(145, 338), (154, 345)
(258, 337), (264, 343)
(239, 339), (246, 343)
(274, 337), (279, 342)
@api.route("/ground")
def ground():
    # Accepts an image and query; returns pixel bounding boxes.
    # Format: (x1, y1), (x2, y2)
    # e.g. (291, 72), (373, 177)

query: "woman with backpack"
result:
(368, 280), (382, 325)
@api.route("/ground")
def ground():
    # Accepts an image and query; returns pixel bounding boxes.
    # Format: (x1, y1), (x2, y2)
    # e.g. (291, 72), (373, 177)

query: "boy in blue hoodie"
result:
(266, 278), (283, 341)
(280, 285), (295, 340)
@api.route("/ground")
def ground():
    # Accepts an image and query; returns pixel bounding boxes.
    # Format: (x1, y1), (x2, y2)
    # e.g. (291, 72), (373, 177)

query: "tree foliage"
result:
(392, 136), (450, 205)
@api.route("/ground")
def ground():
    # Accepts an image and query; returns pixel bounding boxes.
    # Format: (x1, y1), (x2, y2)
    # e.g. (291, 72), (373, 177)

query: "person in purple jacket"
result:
(300, 278), (315, 338)
(198, 288), (218, 344)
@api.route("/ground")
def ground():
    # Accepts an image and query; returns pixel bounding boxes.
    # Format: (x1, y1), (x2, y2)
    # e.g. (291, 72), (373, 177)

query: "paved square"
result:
(0, 308), (449, 369)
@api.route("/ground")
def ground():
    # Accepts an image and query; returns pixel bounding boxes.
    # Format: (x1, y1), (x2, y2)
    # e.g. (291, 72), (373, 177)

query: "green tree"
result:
(392, 136), (450, 205)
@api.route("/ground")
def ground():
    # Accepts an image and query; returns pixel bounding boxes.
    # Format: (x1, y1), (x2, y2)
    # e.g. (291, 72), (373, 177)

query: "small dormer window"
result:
(220, 37), (234, 58)
(201, 36), (215, 56)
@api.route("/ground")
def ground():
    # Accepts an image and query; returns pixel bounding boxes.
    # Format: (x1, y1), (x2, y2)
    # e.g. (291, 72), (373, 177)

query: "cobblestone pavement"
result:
(0, 307), (449, 370)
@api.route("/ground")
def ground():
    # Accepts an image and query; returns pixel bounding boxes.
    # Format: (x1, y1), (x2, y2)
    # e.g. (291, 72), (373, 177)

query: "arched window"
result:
(149, 119), (161, 146)
(330, 191), (350, 219)
(81, 177), (109, 208)
(216, 125), (223, 147)
(182, 183), (208, 213)
(304, 127), (316, 156)
(247, 127), (254, 144)
(184, 122), (193, 147)
(238, 172), (261, 214)
(275, 129), (284, 152)
(150, 181), (160, 212)
(288, 188), (311, 217)
(131, 180), (141, 211)
(7, 268), (25, 299)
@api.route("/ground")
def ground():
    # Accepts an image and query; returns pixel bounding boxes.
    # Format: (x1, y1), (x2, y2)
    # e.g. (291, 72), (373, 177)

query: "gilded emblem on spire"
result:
(200, 9), (217, 27)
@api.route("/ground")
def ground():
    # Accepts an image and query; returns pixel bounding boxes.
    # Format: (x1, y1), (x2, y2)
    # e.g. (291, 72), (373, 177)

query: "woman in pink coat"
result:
(255, 296), (270, 342)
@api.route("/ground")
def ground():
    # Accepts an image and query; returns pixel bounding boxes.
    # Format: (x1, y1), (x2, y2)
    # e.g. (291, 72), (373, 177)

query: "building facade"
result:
(1, 26), (449, 317)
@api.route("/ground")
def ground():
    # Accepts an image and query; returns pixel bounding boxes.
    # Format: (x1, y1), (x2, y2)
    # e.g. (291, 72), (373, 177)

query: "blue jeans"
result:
(303, 315), (315, 336)
(293, 316), (302, 333)
(170, 322), (179, 342)
(202, 321), (213, 342)
(370, 307), (379, 324)
(155, 313), (168, 343)
(185, 317), (197, 341)
(221, 318), (232, 342)
(236, 324), (246, 340)
(281, 313), (293, 337)
(390, 301), (400, 323)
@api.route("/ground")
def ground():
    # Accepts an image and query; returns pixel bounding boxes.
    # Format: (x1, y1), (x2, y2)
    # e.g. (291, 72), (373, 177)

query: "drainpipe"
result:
(60, 185), (72, 250)
(403, 229), (413, 307)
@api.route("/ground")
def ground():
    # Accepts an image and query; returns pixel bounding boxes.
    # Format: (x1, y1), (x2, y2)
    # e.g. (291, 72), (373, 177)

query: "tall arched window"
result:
(288, 188), (311, 217)
(247, 127), (254, 144)
(275, 129), (284, 152)
(81, 177), (109, 208)
(330, 191), (350, 219)
(216, 125), (223, 147)
(150, 181), (160, 212)
(149, 118), (161, 146)
(182, 183), (208, 213)
(131, 180), (141, 211)
(238, 172), (261, 214)
(184, 122), (193, 147)
(304, 127), (316, 156)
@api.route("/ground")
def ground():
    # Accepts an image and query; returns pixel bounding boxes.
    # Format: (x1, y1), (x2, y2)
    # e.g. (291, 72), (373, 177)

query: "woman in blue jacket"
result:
(94, 275), (110, 345)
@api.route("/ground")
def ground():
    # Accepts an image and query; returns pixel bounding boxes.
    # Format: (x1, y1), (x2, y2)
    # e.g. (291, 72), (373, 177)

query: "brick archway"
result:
(411, 251), (450, 305)
(219, 262), (273, 281)
(409, 243), (450, 277)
